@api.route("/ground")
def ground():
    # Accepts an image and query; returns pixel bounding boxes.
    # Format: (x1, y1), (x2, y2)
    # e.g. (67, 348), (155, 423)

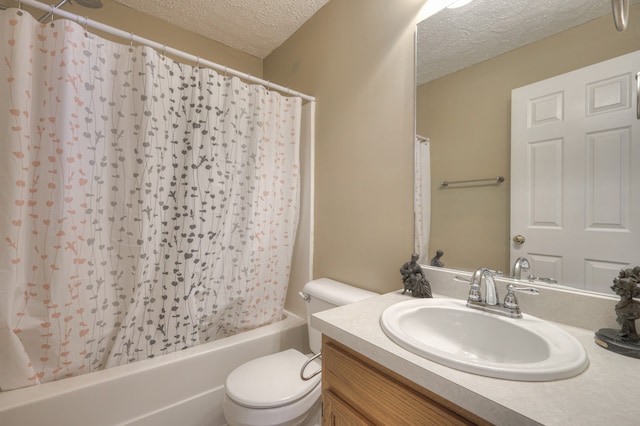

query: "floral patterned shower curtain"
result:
(0, 9), (302, 391)
(414, 137), (430, 263)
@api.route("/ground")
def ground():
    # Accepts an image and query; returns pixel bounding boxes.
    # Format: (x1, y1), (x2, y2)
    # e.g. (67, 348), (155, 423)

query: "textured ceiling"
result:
(113, 0), (330, 59)
(111, 0), (633, 80)
(417, 0), (639, 85)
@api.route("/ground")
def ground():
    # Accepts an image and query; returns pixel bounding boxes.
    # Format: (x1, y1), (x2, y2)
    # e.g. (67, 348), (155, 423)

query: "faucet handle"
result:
(453, 274), (483, 302)
(527, 274), (558, 284)
(503, 284), (540, 309)
(468, 280), (482, 302)
(455, 274), (483, 300)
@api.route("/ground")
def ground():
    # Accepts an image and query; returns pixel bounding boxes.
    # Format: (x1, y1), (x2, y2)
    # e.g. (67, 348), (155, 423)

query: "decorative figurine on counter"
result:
(400, 253), (432, 298)
(430, 249), (445, 267)
(594, 266), (640, 358)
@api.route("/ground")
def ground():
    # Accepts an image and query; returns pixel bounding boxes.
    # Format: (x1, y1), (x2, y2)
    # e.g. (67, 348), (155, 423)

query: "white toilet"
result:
(223, 278), (378, 426)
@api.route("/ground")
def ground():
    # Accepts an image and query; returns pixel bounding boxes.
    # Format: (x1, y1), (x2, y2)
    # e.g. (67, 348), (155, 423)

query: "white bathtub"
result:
(0, 312), (308, 426)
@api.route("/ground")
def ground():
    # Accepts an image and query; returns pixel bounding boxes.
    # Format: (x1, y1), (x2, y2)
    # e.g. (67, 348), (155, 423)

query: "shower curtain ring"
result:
(129, 32), (134, 47)
(84, 16), (89, 36)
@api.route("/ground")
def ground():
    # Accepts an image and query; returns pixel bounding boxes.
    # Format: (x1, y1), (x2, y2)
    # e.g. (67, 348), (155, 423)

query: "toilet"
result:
(223, 278), (378, 426)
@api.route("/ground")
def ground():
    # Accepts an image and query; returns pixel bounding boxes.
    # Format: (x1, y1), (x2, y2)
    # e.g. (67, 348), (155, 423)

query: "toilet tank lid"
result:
(303, 278), (378, 306)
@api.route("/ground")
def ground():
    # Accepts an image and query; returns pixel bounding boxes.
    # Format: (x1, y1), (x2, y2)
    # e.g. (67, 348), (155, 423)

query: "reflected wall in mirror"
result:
(416, 0), (640, 294)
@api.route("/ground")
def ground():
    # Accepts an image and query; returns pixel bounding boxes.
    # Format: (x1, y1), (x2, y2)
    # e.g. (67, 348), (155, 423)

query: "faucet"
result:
(511, 257), (530, 280)
(461, 267), (540, 318)
(469, 268), (499, 305)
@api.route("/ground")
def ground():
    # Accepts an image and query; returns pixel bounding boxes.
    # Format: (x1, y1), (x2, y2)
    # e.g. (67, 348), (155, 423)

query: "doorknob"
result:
(512, 234), (526, 245)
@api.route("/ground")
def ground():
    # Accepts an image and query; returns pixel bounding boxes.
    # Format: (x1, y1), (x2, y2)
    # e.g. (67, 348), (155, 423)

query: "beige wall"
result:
(265, 0), (425, 301)
(18, 0), (261, 76)
(417, 6), (640, 274)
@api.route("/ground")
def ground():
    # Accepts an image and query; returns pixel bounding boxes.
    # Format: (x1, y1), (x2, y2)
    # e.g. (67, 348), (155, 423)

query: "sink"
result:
(380, 298), (588, 381)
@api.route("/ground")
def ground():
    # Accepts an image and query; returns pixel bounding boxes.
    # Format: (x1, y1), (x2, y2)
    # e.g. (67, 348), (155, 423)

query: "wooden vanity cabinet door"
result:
(323, 390), (373, 426)
(322, 337), (488, 426)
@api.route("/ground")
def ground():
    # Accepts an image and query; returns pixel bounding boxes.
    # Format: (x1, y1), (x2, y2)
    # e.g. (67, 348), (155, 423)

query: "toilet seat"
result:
(225, 349), (322, 409)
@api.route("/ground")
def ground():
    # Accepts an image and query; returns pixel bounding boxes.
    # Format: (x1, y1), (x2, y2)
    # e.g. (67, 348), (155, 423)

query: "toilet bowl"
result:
(223, 349), (322, 426)
(223, 279), (378, 426)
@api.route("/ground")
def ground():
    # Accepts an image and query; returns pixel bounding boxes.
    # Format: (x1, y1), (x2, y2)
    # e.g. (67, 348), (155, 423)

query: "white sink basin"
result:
(380, 298), (588, 381)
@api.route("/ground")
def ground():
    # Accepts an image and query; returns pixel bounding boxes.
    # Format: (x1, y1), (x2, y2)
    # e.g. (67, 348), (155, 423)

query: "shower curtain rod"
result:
(17, 0), (316, 103)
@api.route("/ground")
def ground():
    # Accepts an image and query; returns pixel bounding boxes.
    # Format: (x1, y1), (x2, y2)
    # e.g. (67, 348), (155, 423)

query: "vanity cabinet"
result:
(321, 337), (490, 426)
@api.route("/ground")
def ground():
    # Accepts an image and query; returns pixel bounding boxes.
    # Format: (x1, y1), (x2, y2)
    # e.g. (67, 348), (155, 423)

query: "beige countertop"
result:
(312, 288), (640, 425)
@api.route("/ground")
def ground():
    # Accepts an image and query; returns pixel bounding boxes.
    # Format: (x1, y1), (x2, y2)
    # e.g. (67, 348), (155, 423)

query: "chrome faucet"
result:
(458, 267), (540, 318)
(469, 267), (499, 305)
(511, 257), (530, 280)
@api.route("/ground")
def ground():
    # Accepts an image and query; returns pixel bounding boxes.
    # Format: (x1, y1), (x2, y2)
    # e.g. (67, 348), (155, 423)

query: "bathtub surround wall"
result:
(0, 9), (302, 390)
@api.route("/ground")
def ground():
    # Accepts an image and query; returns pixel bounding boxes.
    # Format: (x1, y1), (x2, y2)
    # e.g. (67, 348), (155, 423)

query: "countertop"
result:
(312, 290), (640, 425)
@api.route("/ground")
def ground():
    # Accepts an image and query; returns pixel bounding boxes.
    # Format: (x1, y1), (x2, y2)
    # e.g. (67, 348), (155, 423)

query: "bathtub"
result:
(0, 312), (308, 426)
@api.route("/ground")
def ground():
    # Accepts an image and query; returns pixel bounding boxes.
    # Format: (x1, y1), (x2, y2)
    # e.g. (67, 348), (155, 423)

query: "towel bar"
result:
(440, 176), (505, 187)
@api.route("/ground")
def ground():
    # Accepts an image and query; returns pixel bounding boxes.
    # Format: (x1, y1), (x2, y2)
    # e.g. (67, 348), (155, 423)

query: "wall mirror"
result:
(416, 0), (639, 295)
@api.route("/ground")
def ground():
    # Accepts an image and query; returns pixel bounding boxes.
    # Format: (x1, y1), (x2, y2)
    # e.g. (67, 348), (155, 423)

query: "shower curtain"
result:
(0, 9), (302, 391)
(414, 137), (430, 263)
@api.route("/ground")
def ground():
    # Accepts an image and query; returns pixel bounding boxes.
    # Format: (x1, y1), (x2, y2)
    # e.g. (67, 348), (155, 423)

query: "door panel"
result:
(511, 50), (640, 293)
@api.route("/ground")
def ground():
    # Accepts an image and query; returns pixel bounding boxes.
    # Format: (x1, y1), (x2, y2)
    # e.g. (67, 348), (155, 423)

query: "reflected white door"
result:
(511, 50), (640, 293)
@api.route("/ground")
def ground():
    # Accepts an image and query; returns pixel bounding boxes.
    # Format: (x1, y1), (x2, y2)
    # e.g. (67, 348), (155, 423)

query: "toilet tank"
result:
(302, 278), (378, 354)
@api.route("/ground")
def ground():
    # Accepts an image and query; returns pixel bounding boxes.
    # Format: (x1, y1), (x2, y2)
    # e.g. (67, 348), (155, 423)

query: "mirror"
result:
(416, 0), (639, 294)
